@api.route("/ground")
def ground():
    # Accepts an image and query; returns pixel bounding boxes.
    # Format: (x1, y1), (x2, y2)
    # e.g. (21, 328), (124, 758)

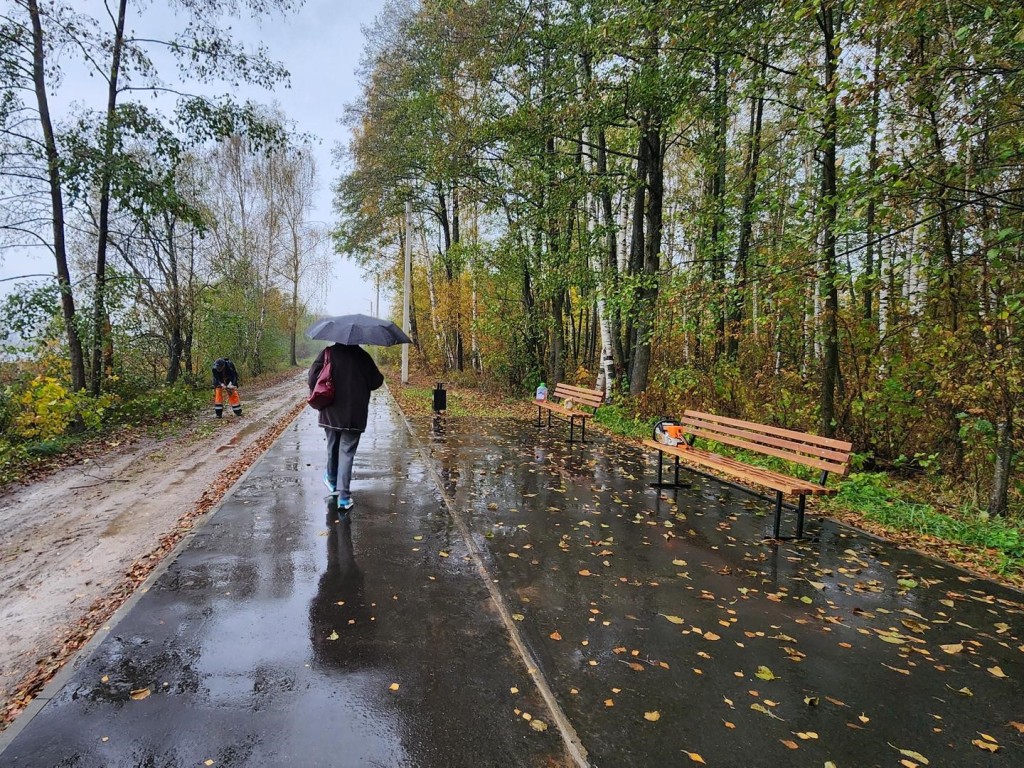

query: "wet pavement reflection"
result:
(415, 414), (1024, 767)
(0, 394), (566, 768)
(3, 393), (1021, 767)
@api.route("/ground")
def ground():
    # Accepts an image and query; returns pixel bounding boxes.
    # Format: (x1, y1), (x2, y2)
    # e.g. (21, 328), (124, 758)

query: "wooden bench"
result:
(642, 410), (852, 539)
(534, 383), (604, 443)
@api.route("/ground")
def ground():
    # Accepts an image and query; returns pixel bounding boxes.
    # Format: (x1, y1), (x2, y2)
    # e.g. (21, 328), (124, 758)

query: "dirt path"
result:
(0, 372), (308, 725)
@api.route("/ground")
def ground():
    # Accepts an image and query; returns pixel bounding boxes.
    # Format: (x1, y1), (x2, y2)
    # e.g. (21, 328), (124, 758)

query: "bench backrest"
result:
(681, 410), (853, 477)
(553, 383), (604, 410)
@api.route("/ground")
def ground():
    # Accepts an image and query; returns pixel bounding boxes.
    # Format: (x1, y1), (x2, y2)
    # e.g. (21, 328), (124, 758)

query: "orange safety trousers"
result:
(214, 386), (242, 417)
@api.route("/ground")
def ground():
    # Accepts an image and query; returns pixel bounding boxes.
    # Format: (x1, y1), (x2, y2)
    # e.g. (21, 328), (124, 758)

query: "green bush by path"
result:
(824, 473), (1024, 574)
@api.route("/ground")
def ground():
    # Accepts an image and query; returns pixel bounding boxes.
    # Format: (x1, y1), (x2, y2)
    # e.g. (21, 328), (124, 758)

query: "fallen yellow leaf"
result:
(578, 569), (592, 576)
(644, 711), (660, 721)
(129, 688), (151, 701)
(971, 739), (999, 753)
(988, 666), (1007, 678)
(549, 631), (562, 640)
(530, 719), (548, 732)
(604, 699), (614, 707)
(204, 761), (214, 767)
(659, 614), (685, 624)
(780, 739), (799, 749)
(755, 666), (777, 681)
(389, 683), (400, 691)
(940, 643), (963, 654)
(892, 745), (929, 764)
(684, 752), (706, 764)
(328, 630), (339, 640)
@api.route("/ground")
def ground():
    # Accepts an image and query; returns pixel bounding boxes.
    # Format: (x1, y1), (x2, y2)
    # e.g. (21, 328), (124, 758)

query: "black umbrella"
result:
(305, 314), (412, 346)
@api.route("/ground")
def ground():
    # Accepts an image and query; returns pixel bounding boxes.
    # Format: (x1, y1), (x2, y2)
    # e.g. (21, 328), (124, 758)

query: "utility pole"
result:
(402, 201), (411, 385)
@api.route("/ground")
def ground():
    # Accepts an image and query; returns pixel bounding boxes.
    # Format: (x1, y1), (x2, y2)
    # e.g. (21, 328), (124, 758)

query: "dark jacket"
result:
(212, 358), (239, 386)
(308, 344), (384, 431)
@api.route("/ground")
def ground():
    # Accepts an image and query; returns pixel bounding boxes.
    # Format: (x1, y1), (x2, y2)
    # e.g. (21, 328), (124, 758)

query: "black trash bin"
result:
(432, 382), (447, 412)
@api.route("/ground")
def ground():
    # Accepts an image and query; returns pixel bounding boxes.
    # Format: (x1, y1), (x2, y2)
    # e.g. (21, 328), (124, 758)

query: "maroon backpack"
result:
(307, 349), (335, 409)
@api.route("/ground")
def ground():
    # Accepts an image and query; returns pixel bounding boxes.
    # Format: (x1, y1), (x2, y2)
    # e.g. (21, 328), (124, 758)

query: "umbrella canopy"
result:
(305, 314), (412, 346)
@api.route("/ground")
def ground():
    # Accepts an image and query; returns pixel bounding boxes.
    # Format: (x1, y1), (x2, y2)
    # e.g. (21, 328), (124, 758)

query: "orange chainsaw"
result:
(653, 418), (688, 447)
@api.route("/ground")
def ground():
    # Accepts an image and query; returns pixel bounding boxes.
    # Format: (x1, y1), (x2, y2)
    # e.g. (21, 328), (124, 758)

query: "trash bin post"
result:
(432, 382), (447, 413)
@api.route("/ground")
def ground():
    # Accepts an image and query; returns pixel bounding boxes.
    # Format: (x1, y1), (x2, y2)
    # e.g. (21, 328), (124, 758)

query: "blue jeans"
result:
(326, 429), (362, 499)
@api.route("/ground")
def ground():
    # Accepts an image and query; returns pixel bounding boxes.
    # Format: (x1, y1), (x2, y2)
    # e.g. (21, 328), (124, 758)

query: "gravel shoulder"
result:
(0, 371), (307, 726)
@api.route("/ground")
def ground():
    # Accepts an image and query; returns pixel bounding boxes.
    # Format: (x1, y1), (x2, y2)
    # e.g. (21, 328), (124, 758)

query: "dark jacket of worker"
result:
(307, 344), (384, 432)
(212, 358), (239, 387)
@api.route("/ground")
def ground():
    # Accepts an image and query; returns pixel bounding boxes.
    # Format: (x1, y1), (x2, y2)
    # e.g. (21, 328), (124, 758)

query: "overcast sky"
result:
(0, 0), (388, 319)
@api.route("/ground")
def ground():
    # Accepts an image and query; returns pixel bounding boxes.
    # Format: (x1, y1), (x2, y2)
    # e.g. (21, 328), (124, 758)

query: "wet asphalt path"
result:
(2, 390), (1023, 767)
(0, 392), (567, 768)
(416, 413), (1024, 767)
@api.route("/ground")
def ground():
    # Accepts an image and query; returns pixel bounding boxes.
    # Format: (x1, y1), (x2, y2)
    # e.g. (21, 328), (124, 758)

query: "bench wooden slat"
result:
(684, 410), (853, 452)
(642, 440), (832, 495)
(552, 383), (604, 408)
(679, 415), (851, 465)
(680, 419), (849, 475)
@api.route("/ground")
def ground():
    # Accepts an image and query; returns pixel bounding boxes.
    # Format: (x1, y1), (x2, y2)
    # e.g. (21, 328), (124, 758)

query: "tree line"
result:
(336, 0), (1024, 514)
(0, 0), (331, 408)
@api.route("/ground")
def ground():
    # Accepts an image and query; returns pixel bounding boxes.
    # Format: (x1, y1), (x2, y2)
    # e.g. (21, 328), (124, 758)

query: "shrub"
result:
(11, 376), (76, 439)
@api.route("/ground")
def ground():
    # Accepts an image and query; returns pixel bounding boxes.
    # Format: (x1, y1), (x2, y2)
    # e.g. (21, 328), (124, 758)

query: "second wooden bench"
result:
(643, 410), (852, 538)
(534, 383), (604, 443)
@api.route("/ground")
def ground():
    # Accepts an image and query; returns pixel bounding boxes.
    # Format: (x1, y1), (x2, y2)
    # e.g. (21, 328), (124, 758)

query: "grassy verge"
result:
(822, 472), (1024, 581)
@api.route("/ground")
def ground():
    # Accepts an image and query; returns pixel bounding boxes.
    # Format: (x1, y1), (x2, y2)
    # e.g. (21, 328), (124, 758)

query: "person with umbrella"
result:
(306, 315), (410, 512)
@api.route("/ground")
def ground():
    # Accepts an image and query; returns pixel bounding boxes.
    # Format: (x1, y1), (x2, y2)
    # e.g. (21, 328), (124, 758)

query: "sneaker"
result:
(338, 497), (354, 511)
(323, 473), (337, 495)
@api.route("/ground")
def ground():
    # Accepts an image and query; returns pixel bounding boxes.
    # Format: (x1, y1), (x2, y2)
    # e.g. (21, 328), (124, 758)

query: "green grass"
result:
(398, 386), (471, 417)
(593, 404), (649, 439)
(824, 472), (1024, 575)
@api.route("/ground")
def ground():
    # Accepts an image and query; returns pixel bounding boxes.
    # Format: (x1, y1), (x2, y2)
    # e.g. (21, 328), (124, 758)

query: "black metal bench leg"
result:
(580, 417), (586, 443)
(772, 491), (783, 538)
(536, 405), (542, 427)
(796, 495), (807, 538)
(569, 416), (575, 444)
(656, 451), (663, 485)
(674, 455), (680, 485)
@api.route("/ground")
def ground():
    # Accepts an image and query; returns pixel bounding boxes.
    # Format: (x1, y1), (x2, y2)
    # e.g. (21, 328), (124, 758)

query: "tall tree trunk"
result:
(629, 120), (663, 395)
(600, 129), (625, 382)
(710, 55), (729, 362)
(27, 0), (87, 392)
(863, 35), (882, 323)
(818, 1), (841, 437)
(727, 55), (766, 360)
(90, 0), (129, 396)
(987, 406), (1013, 517)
